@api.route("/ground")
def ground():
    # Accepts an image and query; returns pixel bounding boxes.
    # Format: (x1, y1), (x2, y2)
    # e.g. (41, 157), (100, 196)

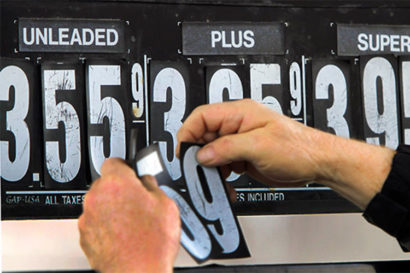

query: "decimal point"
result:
(33, 173), (40, 182)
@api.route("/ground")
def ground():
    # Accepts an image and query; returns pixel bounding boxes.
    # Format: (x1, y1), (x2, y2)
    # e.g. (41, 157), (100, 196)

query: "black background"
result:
(2, 0), (410, 219)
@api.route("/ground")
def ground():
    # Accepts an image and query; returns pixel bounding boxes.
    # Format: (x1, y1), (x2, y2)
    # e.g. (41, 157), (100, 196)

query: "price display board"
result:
(2, 0), (410, 221)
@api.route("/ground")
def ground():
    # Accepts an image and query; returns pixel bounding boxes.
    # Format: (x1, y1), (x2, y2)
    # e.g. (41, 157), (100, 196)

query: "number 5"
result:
(87, 65), (126, 175)
(43, 69), (81, 182)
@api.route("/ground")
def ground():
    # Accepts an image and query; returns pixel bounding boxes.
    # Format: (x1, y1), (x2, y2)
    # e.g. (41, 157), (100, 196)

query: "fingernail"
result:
(197, 146), (215, 164)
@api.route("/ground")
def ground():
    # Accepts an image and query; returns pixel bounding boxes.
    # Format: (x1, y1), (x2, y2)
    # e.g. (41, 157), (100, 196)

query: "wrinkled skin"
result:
(78, 158), (181, 273)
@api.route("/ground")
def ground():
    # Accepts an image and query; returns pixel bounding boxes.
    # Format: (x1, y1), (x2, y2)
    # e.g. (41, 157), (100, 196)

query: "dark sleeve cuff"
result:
(363, 145), (410, 252)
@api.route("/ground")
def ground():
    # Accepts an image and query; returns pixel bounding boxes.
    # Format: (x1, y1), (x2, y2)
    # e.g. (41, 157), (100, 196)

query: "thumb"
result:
(196, 133), (254, 166)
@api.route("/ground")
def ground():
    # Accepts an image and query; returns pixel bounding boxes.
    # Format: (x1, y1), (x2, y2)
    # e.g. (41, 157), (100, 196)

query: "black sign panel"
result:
(7, 1), (410, 219)
(41, 62), (88, 189)
(19, 18), (126, 53)
(312, 59), (363, 140)
(399, 57), (410, 145)
(360, 56), (401, 149)
(338, 24), (410, 56)
(85, 60), (129, 180)
(0, 58), (43, 189)
(182, 22), (285, 55)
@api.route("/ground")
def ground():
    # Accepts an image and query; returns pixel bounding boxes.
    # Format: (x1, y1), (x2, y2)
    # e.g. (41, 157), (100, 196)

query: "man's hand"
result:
(177, 99), (395, 209)
(78, 158), (181, 273)
(177, 99), (325, 187)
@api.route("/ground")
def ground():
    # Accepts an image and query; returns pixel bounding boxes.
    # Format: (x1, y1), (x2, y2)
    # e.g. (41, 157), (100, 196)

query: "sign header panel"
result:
(337, 24), (410, 56)
(182, 22), (285, 55)
(19, 18), (126, 53)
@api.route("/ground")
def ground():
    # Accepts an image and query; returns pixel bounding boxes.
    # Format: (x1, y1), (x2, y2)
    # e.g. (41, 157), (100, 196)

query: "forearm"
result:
(315, 132), (396, 210)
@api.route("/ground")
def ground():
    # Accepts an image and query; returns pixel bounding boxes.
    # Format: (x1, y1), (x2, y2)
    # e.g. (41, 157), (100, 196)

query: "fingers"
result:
(101, 158), (137, 180)
(140, 175), (159, 192)
(91, 158), (163, 195)
(177, 99), (271, 157)
(196, 132), (255, 167)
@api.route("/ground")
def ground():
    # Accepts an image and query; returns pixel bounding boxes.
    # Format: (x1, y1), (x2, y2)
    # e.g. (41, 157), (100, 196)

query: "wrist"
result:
(306, 129), (340, 184)
(314, 132), (395, 209)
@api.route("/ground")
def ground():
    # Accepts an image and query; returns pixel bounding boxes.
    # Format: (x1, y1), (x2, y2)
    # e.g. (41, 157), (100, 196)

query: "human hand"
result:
(78, 158), (181, 273)
(177, 99), (395, 209)
(177, 99), (327, 187)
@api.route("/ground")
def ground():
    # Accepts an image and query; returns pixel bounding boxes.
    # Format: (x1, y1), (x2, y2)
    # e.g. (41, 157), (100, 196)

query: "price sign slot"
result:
(133, 143), (250, 262)
(287, 57), (312, 126)
(399, 57), (410, 145)
(204, 60), (290, 186)
(85, 60), (128, 180)
(41, 62), (88, 189)
(127, 61), (148, 152)
(205, 65), (249, 185)
(312, 59), (363, 140)
(249, 60), (290, 116)
(186, 62), (207, 119)
(206, 65), (250, 103)
(150, 61), (206, 185)
(360, 56), (401, 149)
(0, 58), (43, 189)
(129, 61), (146, 122)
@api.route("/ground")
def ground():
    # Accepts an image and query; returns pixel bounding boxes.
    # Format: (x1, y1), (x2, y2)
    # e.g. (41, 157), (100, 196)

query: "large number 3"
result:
(43, 70), (81, 182)
(153, 68), (186, 180)
(0, 66), (30, 181)
(315, 64), (350, 138)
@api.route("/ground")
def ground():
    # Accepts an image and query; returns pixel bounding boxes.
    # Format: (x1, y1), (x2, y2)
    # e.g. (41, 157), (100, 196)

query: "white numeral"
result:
(289, 62), (302, 116)
(402, 61), (410, 145)
(250, 63), (282, 113)
(161, 185), (212, 260)
(183, 146), (240, 254)
(208, 68), (243, 103)
(363, 57), (399, 149)
(131, 63), (144, 118)
(208, 68), (243, 181)
(153, 68), (186, 180)
(315, 64), (350, 138)
(0, 66), (30, 181)
(88, 65), (126, 174)
(43, 70), (81, 182)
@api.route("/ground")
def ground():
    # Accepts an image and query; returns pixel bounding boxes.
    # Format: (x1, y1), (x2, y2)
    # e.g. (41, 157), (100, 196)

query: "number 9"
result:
(183, 146), (240, 254)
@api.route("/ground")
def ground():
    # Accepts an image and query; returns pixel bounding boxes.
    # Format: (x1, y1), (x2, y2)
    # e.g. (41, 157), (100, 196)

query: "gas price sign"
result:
(1, 1), (410, 220)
